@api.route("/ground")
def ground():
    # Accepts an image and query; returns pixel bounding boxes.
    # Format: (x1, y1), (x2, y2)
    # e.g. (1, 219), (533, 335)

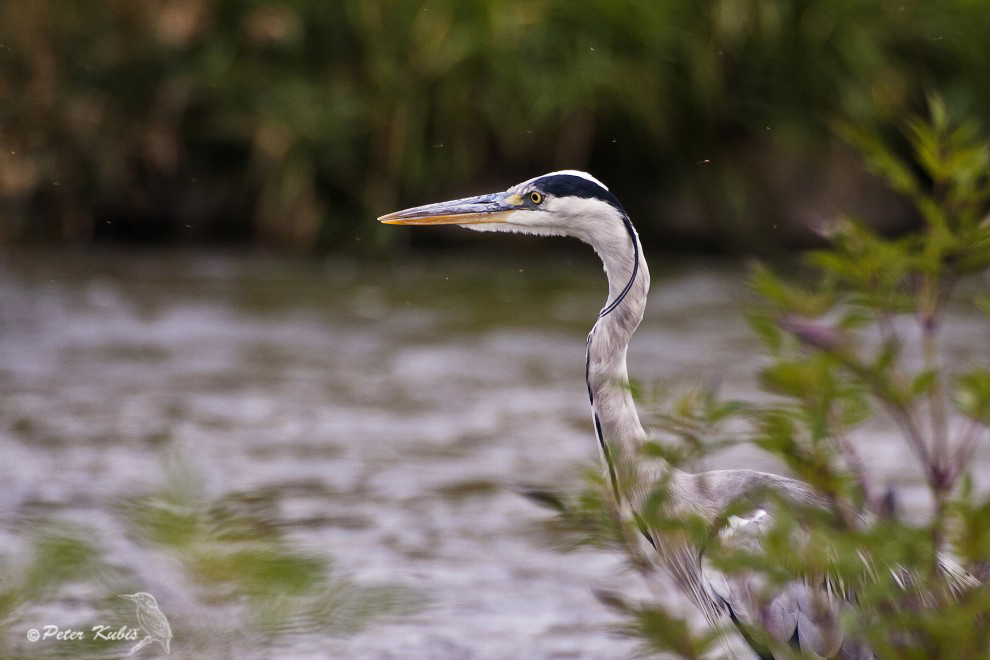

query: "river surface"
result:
(1, 248), (987, 659)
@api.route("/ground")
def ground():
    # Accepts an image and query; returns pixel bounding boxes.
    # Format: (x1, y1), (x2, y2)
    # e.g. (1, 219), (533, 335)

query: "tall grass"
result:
(2, 1), (989, 250)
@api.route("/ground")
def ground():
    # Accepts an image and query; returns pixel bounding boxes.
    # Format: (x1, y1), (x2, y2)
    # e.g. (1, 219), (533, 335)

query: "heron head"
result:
(378, 170), (626, 242)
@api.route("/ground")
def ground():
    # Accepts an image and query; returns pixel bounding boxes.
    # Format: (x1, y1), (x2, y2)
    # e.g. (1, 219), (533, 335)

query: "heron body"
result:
(379, 171), (973, 658)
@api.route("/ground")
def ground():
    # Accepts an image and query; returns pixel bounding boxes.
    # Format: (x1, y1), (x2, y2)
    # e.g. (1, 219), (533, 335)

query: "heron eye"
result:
(529, 191), (543, 204)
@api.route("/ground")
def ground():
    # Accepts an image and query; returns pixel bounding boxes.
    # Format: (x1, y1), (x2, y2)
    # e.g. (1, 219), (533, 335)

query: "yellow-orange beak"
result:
(378, 193), (514, 225)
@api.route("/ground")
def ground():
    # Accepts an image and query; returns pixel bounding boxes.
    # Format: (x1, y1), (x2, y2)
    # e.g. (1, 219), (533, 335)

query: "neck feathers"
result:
(583, 210), (650, 464)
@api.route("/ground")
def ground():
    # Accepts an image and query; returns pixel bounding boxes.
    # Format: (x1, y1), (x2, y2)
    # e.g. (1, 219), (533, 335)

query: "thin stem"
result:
(879, 398), (939, 489)
(875, 306), (910, 397)
(785, 329), (939, 489)
(920, 274), (951, 482)
(838, 353), (937, 485)
(876, 308), (902, 362)
(952, 418), (987, 471)
(833, 421), (877, 514)
(931, 492), (948, 575)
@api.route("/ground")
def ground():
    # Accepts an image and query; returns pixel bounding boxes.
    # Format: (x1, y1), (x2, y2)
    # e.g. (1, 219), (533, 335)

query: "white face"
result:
(462, 196), (613, 240)
(467, 171), (618, 238)
(378, 170), (622, 242)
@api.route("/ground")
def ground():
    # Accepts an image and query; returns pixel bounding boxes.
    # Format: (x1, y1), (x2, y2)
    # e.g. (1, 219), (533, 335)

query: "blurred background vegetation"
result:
(2, 0), (989, 254)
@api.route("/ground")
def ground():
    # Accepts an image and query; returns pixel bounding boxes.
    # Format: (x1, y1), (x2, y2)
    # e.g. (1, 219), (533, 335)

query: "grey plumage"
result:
(380, 171), (978, 658)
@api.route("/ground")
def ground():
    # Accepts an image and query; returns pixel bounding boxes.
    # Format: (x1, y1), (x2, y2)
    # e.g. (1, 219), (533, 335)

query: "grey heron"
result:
(379, 171), (975, 658)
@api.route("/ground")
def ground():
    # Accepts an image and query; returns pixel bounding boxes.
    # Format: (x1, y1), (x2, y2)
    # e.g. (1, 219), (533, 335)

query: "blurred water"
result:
(0, 249), (987, 659)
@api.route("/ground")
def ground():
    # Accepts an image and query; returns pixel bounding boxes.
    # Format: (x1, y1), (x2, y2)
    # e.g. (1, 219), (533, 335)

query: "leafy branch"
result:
(542, 98), (990, 656)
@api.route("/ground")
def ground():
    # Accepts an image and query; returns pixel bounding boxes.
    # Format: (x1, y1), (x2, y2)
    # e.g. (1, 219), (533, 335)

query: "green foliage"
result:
(123, 457), (417, 637)
(741, 99), (990, 655)
(0, 457), (416, 658)
(546, 101), (990, 656)
(2, 1), (990, 249)
(0, 524), (108, 659)
(605, 594), (725, 660)
(640, 385), (749, 467)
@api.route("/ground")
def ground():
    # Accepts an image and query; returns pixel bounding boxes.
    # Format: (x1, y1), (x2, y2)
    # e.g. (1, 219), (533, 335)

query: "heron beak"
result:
(119, 594), (136, 601)
(378, 192), (515, 225)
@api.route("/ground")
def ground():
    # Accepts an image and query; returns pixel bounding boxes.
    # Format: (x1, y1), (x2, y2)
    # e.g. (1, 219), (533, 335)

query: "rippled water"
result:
(1, 248), (987, 659)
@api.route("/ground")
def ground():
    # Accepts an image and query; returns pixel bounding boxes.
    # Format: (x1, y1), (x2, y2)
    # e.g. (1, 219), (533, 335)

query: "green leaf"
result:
(760, 361), (820, 399)
(955, 224), (990, 275)
(910, 369), (939, 399)
(956, 369), (990, 423)
(834, 121), (919, 196)
(746, 309), (784, 353)
(749, 262), (834, 316)
(976, 295), (990, 319)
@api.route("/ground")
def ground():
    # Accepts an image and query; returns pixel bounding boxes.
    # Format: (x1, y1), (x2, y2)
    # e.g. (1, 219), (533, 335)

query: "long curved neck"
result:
(582, 213), (652, 473)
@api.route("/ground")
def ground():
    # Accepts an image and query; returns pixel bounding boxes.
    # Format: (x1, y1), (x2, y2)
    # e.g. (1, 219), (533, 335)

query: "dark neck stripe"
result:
(599, 215), (639, 318)
(594, 411), (620, 501)
(530, 173), (637, 318)
(586, 331), (620, 500)
(588, 332), (654, 549)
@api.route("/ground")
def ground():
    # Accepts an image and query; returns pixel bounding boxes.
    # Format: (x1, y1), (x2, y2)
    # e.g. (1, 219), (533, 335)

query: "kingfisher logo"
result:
(25, 591), (172, 655)
(119, 593), (172, 655)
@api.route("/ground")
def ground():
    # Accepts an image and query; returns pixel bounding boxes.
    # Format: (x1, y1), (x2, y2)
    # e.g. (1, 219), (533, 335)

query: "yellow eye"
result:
(529, 191), (543, 204)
